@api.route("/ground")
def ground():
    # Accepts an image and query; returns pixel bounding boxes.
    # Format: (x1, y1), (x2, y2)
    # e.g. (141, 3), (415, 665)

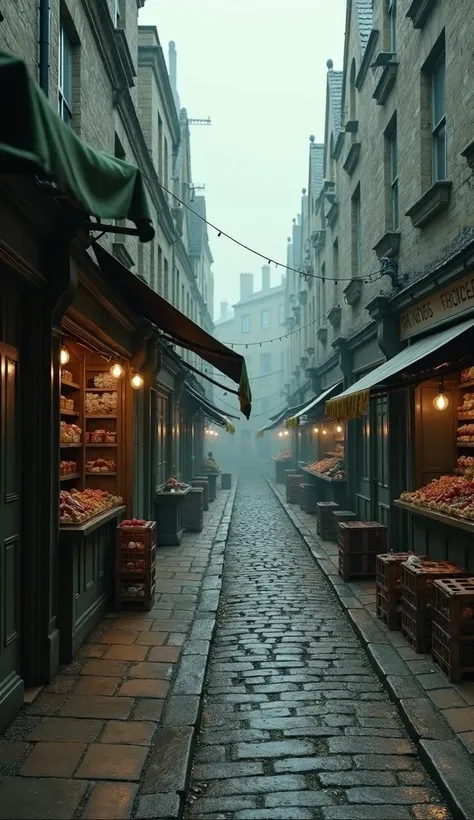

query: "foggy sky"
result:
(139, 0), (346, 320)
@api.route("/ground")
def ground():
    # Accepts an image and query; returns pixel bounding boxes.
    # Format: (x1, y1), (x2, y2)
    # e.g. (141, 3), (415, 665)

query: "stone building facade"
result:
(0, 1), (214, 373)
(284, 0), (474, 405)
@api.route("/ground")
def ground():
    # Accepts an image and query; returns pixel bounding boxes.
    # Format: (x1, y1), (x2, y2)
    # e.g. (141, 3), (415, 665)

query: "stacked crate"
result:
(316, 502), (339, 539)
(300, 483), (319, 514)
(115, 521), (156, 610)
(286, 473), (303, 504)
(376, 553), (425, 630)
(338, 522), (387, 582)
(401, 560), (466, 653)
(432, 577), (474, 682)
(331, 510), (357, 542)
(191, 479), (209, 511)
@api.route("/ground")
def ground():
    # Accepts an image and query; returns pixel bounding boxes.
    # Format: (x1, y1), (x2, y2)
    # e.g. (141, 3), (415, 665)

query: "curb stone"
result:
(266, 474), (474, 820)
(135, 478), (238, 820)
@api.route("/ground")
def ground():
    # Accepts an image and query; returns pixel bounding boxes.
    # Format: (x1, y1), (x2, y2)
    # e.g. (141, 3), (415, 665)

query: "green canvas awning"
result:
(93, 244), (252, 418)
(185, 385), (237, 433)
(0, 52), (154, 242)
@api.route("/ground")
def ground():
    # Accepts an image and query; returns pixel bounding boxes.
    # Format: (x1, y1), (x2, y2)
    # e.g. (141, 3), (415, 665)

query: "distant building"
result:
(215, 267), (286, 456)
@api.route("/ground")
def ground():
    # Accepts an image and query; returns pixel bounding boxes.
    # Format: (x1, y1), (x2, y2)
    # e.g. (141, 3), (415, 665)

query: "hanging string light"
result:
(131, 373), (144, 390)
(110, 362), (124, 379)
(60, 346), (70, 365)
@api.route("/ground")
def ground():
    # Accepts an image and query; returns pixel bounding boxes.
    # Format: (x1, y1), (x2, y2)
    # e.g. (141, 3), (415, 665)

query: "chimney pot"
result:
(240, 273), (254, 301)
(261, 265), (271, 291)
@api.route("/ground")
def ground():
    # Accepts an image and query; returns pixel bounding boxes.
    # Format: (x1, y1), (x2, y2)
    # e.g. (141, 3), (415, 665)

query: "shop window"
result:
(260, 352), (271, 376)
(351, 185), (362, 277)
(430, 51), (447, 181)
(261, 309), (270, 328)
(241, 314), (251, 333)
(114, 0), (123, 28)
(58, 24), (73, 126)
(155, 392), (169, 488)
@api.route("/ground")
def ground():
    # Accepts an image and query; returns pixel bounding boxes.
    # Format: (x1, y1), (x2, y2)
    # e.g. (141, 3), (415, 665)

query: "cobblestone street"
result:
(187, 475), (450, 820)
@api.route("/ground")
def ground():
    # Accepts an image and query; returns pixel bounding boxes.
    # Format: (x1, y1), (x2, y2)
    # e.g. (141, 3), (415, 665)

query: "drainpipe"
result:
(39, 0), (50, 96)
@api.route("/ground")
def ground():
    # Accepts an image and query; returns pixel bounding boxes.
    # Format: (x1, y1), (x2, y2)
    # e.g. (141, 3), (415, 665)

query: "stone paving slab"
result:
(268, 474), (474, 820)
(0, 478), (237, 820)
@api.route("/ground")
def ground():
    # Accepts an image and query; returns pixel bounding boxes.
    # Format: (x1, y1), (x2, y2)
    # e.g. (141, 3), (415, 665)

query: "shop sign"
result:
(400, 272), (474, 340)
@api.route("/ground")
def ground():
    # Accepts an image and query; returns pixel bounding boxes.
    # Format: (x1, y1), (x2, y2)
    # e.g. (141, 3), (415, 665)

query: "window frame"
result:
(387, 0), (397, 52)
(114, 0), (121, 28)
(241, 314), (251, 334)
(58, 23), (73, 126)
(261, 309), (271, 329)
(260, 352), (272, 376)
(279, 304), (285, 325)
(431, 51), (447, 182)
(390, 126), (399, 229)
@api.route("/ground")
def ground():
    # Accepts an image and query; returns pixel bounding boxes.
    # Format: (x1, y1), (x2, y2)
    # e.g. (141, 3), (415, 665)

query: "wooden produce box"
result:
(115, 521), (156, 611)
(401, 560), (467, 653)
(432, 577), (474, 682)
(286, 473), (303, 504)
(300, 483), (319, 514)
(338, 521), (387, 582)
(221, 473), (232, 489)
(376, 553), (426, 630)
(191, 479), (209, 511)
(183, 487), (204, 533)
(316, 502), (339, 539)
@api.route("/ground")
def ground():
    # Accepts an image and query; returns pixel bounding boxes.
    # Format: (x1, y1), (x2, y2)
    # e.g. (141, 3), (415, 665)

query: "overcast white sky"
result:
(139, 0), (346, 318)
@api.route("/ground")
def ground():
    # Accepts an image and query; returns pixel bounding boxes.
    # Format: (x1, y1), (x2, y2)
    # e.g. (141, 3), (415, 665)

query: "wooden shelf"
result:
(86, 471), (117, 476)
(61, 409), (80, 417)
(394, 499), (474, 535)
(86, 387), (119, 392)
(60, 472), (80, 482)
(61, 380), (81, 390)
(457, 442), (474, 448)
(302, 466), (346, 483)
(60, 505), (126, 536)
(86, 443), (117, 448)
(459, 379), (474, 389)
(60, 442), (82, 448)
(457, 415), (474, 421)
(85, 415), (117, 419)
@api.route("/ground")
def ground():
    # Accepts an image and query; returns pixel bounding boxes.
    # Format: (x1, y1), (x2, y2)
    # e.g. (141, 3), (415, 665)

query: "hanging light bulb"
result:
(313, 426), (319, 434)
(336, 424), (343, 433)
(60, 347), (70, 365)
(433, 384), (449, 411)
(278, 431), (283, 437)
(110, 363), (124, 379)
(131, 372), (144, 390)
(322, 429), (327, 435)
(284, 430), (289, 436)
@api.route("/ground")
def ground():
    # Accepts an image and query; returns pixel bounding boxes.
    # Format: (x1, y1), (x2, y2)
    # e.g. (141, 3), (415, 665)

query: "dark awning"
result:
(326, 317), (474, 420)
(285, 383), (342, 427)
(186, 385), (237, 432)
(0, 52), (154, 242)
(93, 244), (251, 418)
(258, 399), (308, 435)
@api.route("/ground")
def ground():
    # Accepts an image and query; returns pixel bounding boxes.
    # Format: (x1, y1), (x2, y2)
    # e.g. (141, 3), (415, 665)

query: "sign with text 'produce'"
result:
(400, 271), (474, 340)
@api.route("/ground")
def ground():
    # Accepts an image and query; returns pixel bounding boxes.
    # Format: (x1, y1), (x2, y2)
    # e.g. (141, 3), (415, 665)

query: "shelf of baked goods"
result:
(60, 487), (124, 526)
(86, 458), (117, 476)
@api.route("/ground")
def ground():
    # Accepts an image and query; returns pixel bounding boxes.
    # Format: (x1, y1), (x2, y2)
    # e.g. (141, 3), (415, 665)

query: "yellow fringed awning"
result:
(285, 416), (299, 429)
(256, 430), (264, 439)
(326, 390), (370, 421)
(225, 422), (236, 434)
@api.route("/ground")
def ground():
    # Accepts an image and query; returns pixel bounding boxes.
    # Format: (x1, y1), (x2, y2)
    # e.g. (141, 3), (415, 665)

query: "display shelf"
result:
(60, 442), (82, 449)
(61, 409), (80, 417)
(60, 472), (80, 482)
(457, 442), (474, 448)
(460, 379), (474, 389)
(86, 443), (118, 448)
(60, 505), (126, 536)
(85, 415), (117, 419)
(457, 416), (474, 421)
(61, 380), (81, 390)
(302, 466), (346, 483)
(394, 499), (474, 535)
(86, 471), (117, 476)
(86, 387), (119, 392)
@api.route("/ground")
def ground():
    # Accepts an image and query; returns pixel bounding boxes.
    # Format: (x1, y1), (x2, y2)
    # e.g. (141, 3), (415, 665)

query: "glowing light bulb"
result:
(284, 430), (289, 436)
(110, 363), (124, 379)
(322, 429), (327, 435)
(131, 373), (144, 389)
(60, 347), (70, 365)
(433, 392), (449, 411)
(313, 427), (319, 434)
(278, 431), (283, 437)
(336, 425), (342, 433)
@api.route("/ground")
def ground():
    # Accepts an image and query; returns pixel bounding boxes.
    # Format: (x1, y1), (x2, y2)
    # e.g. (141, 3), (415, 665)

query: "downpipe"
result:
(39, 0), (50, 96)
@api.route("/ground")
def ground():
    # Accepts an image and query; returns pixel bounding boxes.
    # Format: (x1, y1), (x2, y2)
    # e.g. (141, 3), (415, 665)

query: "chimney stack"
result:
(261, 265), (271, 291)
(220, 301), (229, 320)
(240, 273), (254, 302)
(168, 41), (180, 113)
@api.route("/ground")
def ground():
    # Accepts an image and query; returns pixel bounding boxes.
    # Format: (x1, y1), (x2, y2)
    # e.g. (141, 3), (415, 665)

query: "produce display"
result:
(307, 456), (345, 479)
(274, 450), (292, 461)
(120, 582), (146, 598)
(458, 392), (474, 416)
(86, 429), (116, 443)
(86, 458), (116, 473)
(334, 444), (344, 458)
(60, 460), (77, 476)
(461, 368), (474, 383)
(204, 457), (219, 471)
(457, 423), (474, 442)
(456, 456), (474, 475)
(85, 391), (117, 415)
(120, 518), (147, 527)
(60, 395), (75, 411)
(60, 488), (123, 524)
(399, 475), (474, 520)
(163, 477), (189, 492)
(60, 422), (81, 443)
(61, 369), (74, 383)
(93, 373), (119, 389)
(120, 559), (145, 574)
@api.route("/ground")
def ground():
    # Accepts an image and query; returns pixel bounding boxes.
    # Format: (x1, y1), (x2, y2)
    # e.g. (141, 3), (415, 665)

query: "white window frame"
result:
(58, 24), (73, 126)
(241, 314), (251, 334)
(114, 0), (121, 28)
(387, 0), (396, 52)
(261, 309), (271, 328)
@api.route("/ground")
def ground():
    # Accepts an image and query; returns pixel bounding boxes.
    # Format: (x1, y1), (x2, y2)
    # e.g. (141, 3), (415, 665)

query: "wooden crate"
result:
(286, 473), (303, 504)
(300, 483), (319, 514)
(401, 560), (467, 653)
(191, 479), (209, 511)
(338, 521), (387, 582)
(115, 521), (156, 610)
(329, 510), (357, 542)
(376, 553), (426, 630)
(221, 473), (232, 489)
(316, 502), (339, 538)
(183, 488), (203, 532)
(432, 577), (474, 682)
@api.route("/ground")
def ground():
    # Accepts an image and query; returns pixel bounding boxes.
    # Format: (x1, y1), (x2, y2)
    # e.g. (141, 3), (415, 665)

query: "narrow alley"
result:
(187, 475), (449, 820)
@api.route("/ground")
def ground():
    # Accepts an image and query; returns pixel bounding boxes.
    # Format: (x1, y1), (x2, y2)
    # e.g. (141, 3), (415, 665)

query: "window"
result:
(387, 0), (396, 52)
(349, 59), (357, 120)
(333, 239), (339, 298)
(321, 262), (327, 317)
(149, 241), (155, 290)
(158, 115), (163, 178)
(261, 309), (270, 328)
(157, 246), (163, 293)
(390, 126), (399, 228)
(431, 51), (446, 181)
(58, 24), (73, 126)
(279, 304), (285, 324)
(154, 392), (169, 488)
(260, 352), (271, 376)
(241, 314), (251, 333)
(181, 284), (185, 313)
(114, 0), (121, 28)
(164, 257), (169, 300)
(164, 137), (169, 193)
(351, 186), (362, 277)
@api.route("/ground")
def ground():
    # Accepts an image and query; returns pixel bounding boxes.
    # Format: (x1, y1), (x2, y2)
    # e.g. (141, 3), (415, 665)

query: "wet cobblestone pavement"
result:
(187, 475), (450, 820)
